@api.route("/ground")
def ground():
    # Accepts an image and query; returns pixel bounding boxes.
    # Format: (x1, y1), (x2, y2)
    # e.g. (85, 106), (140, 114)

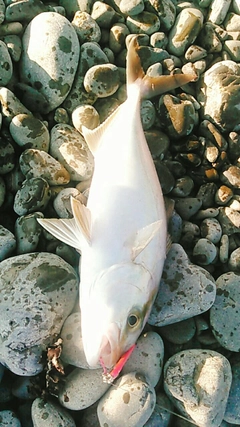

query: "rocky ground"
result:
(0, 0), (240, 426)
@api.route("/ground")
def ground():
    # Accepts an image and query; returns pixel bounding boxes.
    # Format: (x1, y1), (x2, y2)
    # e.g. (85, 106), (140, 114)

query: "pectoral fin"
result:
(132, 220), (163, 261)
(37, 217), (83, 252)
(71, 197), (92, 244)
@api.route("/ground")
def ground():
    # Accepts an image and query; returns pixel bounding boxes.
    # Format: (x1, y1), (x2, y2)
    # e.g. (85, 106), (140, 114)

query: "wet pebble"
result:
(58, 367), (110, 410)
(170, 176), (194, 197)
(20, 12), (80, 113)
(19, 149), (70, 186)
(148, 243), (216, 327)
(0, 252), (78, 375)
(9, 114), (50, 151)
(31, 398), (76, 427)
(208, 0), (231, 24)
(50, 124), (94, 181)
(215, 185), (233, 205)
(164, 349), (232, 427)
(210, 272), (240, 352)
(97, 372), (156, 427)
(13, 177), (51, 216)
(145, 129), (169, 159)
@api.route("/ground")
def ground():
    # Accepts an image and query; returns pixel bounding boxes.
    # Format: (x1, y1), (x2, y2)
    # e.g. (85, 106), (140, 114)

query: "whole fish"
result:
(38, 36), (195, 382)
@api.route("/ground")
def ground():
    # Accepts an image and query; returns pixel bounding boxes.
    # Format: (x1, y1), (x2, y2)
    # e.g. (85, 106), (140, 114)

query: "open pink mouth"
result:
(100, 344), (136, 383)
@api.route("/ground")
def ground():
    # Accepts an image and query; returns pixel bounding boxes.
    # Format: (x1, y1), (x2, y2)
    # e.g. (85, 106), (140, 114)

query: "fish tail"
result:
(126, 35), (197, 99)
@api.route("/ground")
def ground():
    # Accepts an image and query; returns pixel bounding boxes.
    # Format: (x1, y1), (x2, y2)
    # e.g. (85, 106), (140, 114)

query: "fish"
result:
(38, 35), (196, 382)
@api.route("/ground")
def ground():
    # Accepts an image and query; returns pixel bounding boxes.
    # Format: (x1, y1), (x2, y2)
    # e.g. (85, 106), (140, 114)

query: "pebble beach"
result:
(0, 0), (240, 426)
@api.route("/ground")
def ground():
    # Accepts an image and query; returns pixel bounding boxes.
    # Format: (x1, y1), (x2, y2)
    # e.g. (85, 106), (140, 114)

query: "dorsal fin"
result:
(82, 106), (120, 155)
(71, 197), (92, 244)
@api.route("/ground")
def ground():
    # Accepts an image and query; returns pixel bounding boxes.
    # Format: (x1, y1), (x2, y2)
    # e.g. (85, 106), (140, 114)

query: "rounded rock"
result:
(118, 0), (144, 16)
(210, 272), (240, 351)
(208, 0), (231, 24)
(58, 367), (110, 410)
(50, 124), (94, 181)
(218, 207), (240, 235)
(215, 185), (233, 205)
(197, 61), (240, 132)
(20, 12), (80, 113)
(19, 149), (70, 186)
(15, 212), (44, 255)
(53, 188), (81, 218)
(145, 129), (169, 160)
(220, 165), (240, 189)
(158, 94), (196, 139)
(149, 243), (216, 327)
(164, 349), (232, 427)
(60, 312), (89, 369)
(2, 35), (22, 62)
(219, 234), (229, 264)
(72, 104), (100, 134)
(224, 361), (240, 424)
(167, 7), (204, 56)
(159, 317), (196, 345)
(109, 23), (130, 54)
(13, 177), (51, 216)
(10, 114), (50, 151)
(0, 138), (15, 174)
(122, 331), (164, 387)
(174, 197), (202, 220)
(84, 63), (120, 97)
(31, 398), (76, 427)
(0, 40), (13, 86)
(200, 218), (222, 244)
(0, 252), (78, 375)
(228, 247), (240, 272)
(126, 11), (160, 35)
(0, 87), (31, 124)
(72, 11), (101, 43)
(14, 82), (50, 114)
(97, 372), (156, 427)
(0, 225), (16, 261)
(91, 2), (120, 29)
(141, 100), (156, 131)
(171, 176), (194, 197)
(193, 237), (217, 265)
(0, 410), (21, 427)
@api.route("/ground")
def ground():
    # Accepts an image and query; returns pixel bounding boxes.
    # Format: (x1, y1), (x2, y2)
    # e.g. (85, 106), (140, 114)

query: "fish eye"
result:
(127, 314), (139, 328)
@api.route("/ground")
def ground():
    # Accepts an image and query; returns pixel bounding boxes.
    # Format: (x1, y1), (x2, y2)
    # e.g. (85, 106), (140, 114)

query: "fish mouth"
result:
(98, 322), (121, 369)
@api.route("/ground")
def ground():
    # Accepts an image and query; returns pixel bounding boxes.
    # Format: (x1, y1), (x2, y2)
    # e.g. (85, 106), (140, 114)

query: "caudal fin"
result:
(126, 35), (197, 99)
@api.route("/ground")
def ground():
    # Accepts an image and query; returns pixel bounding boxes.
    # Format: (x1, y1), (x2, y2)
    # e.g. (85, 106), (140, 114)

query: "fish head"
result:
(80, 262), (158, 369)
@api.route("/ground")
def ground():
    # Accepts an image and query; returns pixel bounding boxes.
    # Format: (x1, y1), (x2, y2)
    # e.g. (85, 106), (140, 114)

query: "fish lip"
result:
(99, 322), (121, 369)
